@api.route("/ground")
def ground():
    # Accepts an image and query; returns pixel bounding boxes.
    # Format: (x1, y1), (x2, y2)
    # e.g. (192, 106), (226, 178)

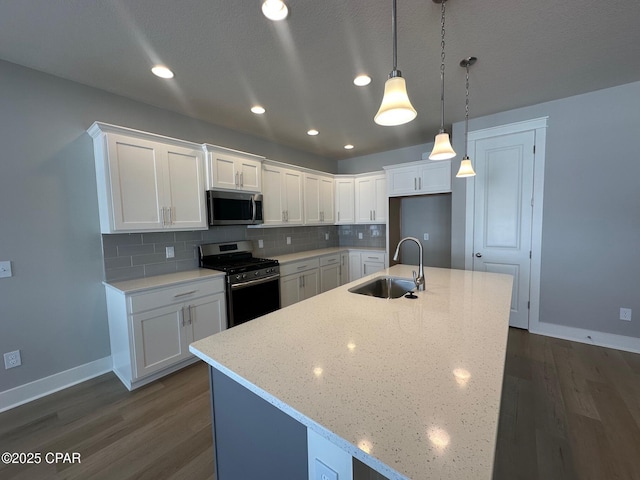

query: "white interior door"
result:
(473, 131), (535, 329)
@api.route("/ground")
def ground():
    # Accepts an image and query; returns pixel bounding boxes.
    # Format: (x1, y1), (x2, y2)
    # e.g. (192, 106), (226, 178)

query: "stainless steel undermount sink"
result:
(348, 276), (416, 299)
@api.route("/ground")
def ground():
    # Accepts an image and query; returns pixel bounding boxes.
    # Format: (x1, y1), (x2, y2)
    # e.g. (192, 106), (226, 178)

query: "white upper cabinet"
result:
(304, 172), (334, 224)
(385, 160), (451, 197)
(355, 173), (386, 224)
(88, 122), (207, 233)
(204, 145), (263, 193)
(335, 176), (355, 224)
(262, 162), (304, 226)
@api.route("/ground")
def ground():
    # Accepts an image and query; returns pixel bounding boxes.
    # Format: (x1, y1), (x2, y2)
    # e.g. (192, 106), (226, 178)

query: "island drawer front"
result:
(360, 252), (385, 263)
(280, 258), (320, 276)
(129, 278), (225, 314)
(319, 253), (341, 267)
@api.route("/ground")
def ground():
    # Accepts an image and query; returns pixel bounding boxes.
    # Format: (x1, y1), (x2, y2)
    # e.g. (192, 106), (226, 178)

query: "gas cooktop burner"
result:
(198, 241), (279, 275)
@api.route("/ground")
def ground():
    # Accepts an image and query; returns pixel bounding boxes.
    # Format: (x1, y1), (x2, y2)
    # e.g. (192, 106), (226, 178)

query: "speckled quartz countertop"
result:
(271, 246), (385, 265)
(190, 265), (513, 480)
(104, 269), (225, 294)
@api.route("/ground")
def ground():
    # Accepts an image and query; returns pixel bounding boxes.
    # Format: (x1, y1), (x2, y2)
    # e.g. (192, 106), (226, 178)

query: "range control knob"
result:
(242, 274), (247, 280)
(254, 271), (260, 276)
(235, 275), (241, 280)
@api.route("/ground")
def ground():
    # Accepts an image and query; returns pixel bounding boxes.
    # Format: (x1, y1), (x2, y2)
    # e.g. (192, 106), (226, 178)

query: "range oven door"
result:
(227, 275), (280, 328)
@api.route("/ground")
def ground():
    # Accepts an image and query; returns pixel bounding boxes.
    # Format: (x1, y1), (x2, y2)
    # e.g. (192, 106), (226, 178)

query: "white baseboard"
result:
(0, 356), (112, 413)
(530, 322), (640, 355)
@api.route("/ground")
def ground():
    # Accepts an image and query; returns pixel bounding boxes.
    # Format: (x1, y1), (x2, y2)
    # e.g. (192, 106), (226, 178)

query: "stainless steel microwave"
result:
(206, 191), (263, 226)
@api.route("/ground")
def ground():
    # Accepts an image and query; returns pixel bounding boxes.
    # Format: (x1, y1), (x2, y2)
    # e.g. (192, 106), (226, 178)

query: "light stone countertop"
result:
(104, 268), (225, 294)
(271, 246), (385, 265)
(190, 264), (513, 480)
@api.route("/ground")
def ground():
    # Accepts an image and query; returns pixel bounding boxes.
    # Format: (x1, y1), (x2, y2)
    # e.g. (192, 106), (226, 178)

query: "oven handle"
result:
(230, 274), (280, 290)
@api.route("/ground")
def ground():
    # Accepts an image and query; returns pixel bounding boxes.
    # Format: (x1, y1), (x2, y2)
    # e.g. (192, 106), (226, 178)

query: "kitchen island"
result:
(190, 264), (513, 479)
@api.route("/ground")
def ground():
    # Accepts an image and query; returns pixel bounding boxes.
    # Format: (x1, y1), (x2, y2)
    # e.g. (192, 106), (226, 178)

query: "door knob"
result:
(475, 252), (483, 258)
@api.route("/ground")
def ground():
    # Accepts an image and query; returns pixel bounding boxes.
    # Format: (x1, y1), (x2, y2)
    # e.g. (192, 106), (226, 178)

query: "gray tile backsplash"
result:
(102, 224), (386, 282)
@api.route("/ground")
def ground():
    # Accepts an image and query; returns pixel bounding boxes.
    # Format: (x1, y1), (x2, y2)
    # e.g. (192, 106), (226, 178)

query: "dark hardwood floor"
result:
(1, 329), (639, 479)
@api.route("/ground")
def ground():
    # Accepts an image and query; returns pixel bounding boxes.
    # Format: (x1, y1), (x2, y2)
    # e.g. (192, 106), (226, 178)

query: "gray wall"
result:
(450, 82), (640, 338)
(0, 60), (335, 393)
(399, 195), (451, 268)
(337, 142), (433, 174)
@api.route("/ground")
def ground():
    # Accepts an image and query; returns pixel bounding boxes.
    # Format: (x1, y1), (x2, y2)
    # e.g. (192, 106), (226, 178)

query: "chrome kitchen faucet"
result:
(393, 236), (425, 291)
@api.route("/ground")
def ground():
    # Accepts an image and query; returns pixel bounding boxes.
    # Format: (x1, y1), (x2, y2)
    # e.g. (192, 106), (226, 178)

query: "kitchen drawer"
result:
(130, 277), (225, 314)
(359, 252), (386, 263)
(280, 258), (320, 276)
(319, 253), (341, 267)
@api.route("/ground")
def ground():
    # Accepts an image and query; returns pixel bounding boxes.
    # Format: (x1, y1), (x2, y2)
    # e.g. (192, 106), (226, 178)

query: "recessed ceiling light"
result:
(344, 144), (354, 150)
(353, 75), (371, 87)
(151, 65), (174, 79)
(262, 0), (288, 21)
(251, 105), (266, 114)
(307, 129), (319, 136)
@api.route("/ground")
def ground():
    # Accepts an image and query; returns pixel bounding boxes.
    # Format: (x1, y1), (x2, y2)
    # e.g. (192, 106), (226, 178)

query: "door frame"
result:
(463, 117), (547, 331)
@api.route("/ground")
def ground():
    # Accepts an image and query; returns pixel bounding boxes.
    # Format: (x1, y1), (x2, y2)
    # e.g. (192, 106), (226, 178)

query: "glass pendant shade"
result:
(429, 132), (456, 160)
(262, 0), (288, 21)
(374, 75), (417, 126)
(456, 157), (476, 177)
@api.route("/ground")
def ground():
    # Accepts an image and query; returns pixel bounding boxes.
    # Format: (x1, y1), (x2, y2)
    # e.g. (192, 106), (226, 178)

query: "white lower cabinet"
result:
(319, 254), (341, 293)
(105, 276), (226, 390)
(279, 258), (320, 308)
(348, 250), (387, 282)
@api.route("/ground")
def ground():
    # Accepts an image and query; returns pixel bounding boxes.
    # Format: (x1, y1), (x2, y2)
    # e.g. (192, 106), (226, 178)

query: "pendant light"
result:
(429, 0), (455, 160)
(374, 0), (417, 126)
(456, 57), (477, 178)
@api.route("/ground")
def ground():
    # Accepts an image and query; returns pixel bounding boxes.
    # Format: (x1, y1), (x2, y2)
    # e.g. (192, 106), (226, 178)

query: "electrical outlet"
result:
(423, 233), (430, 241)
(358, 232), (363, 240)
(258, 239), (264, 249)
(286, 237), (291, 245)
(4, 350), (21, 369)
(315, 459), (338, 480)
(325, 233), (329, 240)
(0, 260), (12, 278)
(165, 246), (175, 259)
(620, 307), (632, 321)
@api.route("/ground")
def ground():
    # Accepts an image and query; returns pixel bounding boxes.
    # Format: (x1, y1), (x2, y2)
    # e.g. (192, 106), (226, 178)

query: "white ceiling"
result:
(1, 0), (640, 159)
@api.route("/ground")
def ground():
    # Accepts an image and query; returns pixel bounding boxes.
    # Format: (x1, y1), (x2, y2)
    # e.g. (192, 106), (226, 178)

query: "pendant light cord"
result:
(392, 0), (398, 74)
(438, 0), (447, 133)
(464, 63), (470, 157)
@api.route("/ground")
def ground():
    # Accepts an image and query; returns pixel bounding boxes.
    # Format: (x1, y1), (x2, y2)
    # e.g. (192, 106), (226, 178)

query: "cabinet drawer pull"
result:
(174, 290), (197, 298)
(297, 265), (308, 270)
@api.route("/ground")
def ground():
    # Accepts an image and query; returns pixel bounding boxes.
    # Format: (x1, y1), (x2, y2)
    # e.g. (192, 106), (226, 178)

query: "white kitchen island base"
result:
(191, 265), (513, 479)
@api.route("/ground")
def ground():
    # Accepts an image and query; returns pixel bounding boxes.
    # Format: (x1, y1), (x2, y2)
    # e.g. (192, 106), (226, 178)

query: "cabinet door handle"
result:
(285, 210), (289, 222)
(373, 210), (376, 221)
(282, 211), (285, 222)
(168, 206), (174, 225)
(235, 172), (239, 186)
(337, 211), (340, 222)
(414, 178), (417, 190)
(181, 307), (186, 327)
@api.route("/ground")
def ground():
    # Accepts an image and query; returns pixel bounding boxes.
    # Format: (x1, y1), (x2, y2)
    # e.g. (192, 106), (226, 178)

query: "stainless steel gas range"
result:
(198, 241), (280, 328)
